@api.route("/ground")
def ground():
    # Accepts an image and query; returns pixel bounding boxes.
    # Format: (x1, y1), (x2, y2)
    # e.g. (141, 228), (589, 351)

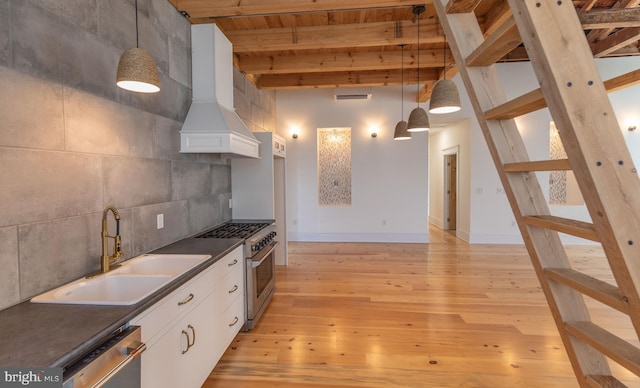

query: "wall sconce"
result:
(369, 126), (379, 138)
(291, 126), (300, 139)
(629, 125), (637, 132)
(371, 132), (377, 138)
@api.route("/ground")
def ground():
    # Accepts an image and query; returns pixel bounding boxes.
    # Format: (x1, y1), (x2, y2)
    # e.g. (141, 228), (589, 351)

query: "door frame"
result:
(442, 146), (459, 231)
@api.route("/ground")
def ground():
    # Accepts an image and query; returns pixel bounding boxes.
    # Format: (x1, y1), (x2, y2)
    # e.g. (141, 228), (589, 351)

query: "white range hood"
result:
(180, 24), (260, 158)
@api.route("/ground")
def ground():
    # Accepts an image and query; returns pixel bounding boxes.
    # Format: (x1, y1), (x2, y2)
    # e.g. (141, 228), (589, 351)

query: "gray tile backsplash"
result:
(64, 88), (155, 158)
(18, 213), (105, 299)
(0, 148), (104, 227)
(0, 0), (10, 66)
(0, 227), (19, 307)
(103, 156), (173, 208)
(0, 67), (65, 150)
(0, 0), (276, 310)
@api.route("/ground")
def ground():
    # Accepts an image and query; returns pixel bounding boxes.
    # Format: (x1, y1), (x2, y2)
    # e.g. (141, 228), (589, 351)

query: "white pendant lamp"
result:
(394, 44), (411, 140)
(116, 0), (160, 93)
(429, 34), (461, 114)
(407, 5), (429, 132)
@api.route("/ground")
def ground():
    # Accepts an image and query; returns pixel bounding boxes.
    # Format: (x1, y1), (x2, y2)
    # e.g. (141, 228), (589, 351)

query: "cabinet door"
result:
(139, 324), (184, 388)
(183, 289), (220, 388)
(140, 289), (219, 388)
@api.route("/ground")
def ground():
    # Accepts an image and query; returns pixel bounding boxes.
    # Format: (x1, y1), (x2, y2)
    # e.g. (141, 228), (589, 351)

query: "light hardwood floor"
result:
(203, 227), (639, 387)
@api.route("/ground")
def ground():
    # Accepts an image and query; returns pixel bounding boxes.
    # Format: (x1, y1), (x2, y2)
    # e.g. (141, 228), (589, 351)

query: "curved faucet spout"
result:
(99, 205), (124, 275)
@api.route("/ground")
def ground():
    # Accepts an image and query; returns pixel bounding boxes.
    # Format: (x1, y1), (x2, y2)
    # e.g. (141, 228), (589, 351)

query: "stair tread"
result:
(504, 159), (571, 172)
(545, 268), (626, 313)
(485, 69), (640, 120)
(523, 215), (598, 242)
(566, 321), (640, 376)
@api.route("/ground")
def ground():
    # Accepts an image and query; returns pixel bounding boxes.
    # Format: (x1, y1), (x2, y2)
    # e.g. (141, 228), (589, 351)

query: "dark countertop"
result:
(0, 238), (243, 368)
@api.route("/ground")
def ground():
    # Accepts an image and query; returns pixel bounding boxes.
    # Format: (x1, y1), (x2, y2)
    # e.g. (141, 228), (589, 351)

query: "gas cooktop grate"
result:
(196, 222), (270, 239)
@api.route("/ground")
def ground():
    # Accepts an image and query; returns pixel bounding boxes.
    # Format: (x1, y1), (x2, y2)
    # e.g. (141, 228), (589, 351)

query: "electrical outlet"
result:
(157, 214), (164, 230)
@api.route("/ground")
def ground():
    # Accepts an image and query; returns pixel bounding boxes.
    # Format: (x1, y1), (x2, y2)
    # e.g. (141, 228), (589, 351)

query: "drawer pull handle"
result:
(228, 259), (238, 267)
(188, 324), (196, 347)
(181, 324), (196, 354)
(178, 293), (194, 306)
(228, 285), (239, 294)
(181, 329), (190, 354)
(229, 316), (239, 327)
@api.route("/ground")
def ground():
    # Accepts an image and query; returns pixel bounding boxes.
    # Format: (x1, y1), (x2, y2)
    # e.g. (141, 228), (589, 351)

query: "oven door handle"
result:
(251, 241), (279, 268)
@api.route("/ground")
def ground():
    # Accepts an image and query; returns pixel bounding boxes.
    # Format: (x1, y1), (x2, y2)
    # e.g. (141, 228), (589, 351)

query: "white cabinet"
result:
(232, 132), (288, 265)
(130, 245), (244, 388)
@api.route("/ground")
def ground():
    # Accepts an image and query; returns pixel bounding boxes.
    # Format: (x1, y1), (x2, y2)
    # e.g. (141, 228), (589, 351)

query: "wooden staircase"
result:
(433, 0), (640, 386)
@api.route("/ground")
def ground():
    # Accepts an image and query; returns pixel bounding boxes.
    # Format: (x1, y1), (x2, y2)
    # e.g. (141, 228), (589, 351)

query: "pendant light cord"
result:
(443, 27), (446, 81)
(416, 9), (420, 100)
(401, 44), (405, 117)
(135, 0), (139, 48)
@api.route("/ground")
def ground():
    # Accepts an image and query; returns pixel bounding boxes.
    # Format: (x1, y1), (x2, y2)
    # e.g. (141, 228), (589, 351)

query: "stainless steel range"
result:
(196, 221), (278, 330)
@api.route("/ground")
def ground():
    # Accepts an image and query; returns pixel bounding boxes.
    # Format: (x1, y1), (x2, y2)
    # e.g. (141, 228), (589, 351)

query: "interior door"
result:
(447, 154), (457, 231)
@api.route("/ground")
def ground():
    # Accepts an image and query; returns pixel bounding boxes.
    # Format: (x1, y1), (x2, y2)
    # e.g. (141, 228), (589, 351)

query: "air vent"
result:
(332, 88), (372, 101)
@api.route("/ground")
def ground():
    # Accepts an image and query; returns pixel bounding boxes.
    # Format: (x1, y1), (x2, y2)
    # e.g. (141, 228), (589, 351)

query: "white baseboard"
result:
(469, 233), (599, 245)
(288, 232), (429, 243)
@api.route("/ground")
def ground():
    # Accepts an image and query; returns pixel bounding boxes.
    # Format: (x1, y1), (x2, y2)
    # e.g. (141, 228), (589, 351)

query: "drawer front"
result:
(217, 291), (245, 357)
(214, 262), (244, 313)
(131, 264), (218, 345)
(217, 245), (243, 280)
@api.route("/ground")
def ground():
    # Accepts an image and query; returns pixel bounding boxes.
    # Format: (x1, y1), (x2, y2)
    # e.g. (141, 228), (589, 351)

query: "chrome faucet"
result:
(100, 205), (124, 274)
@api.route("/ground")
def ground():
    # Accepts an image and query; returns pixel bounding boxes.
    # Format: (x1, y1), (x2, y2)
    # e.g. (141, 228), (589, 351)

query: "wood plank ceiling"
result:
(167, 0), (640, 102)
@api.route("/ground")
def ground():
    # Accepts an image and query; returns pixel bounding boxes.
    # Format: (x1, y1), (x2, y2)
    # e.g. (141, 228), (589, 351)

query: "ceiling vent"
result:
(333, 88), (372, 101)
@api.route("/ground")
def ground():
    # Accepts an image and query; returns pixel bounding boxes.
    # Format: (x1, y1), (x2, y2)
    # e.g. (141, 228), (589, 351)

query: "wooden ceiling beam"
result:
(237, 49), (453, 75)
(446, 0), (482, 13)
(225, 20), (443, 52)
(466, 15), (521, 66)
(174, 0), (422, 18)
(578, 8), (640, 29)
(592, 27), (640, 57)
(255, 68), (439, 90)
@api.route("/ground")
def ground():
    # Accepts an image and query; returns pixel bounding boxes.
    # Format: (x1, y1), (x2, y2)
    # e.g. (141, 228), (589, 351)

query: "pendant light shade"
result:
(394, 120), (411, 140)
(429, 33), (460, 114)
(407, 5), (429, 132)
(407, 107), (430, 132)
(429, 79), (461, 114)
(116, 47), (160, 93)
(116, 0), (160, 93)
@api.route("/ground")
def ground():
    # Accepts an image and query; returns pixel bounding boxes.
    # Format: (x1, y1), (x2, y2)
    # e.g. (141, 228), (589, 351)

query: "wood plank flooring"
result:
(202, 227), (639, 387)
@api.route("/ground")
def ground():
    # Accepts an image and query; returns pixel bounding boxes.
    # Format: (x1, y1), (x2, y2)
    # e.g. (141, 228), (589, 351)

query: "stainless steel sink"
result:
(31, 254), (211, 305)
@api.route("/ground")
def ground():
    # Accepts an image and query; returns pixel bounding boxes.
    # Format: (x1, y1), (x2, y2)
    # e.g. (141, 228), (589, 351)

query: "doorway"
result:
(443, 152), (458, 231)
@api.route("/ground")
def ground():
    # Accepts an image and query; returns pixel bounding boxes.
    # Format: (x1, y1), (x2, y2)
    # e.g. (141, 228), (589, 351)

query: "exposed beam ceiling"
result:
(169, 0), (640, 100)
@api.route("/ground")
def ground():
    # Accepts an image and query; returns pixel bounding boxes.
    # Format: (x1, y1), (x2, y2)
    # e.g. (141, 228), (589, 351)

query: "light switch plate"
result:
(157, 214), (164, 229)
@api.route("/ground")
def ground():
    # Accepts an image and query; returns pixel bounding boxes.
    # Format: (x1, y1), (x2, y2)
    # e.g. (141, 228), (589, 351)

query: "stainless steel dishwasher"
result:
(62, 325), (145, 388)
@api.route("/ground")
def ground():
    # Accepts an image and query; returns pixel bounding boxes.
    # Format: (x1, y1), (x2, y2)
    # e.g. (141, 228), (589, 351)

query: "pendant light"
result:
(429, 32), (461, 114)
(394, 44), (411, 140)
(116, 0), (160, 93)
(407, 5), (430, 132)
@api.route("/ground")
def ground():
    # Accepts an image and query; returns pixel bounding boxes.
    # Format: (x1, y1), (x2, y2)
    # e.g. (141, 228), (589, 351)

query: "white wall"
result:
(445, 57), (640, 244)
(277, 87), (430, 243)
(276, 56), (640, 245)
